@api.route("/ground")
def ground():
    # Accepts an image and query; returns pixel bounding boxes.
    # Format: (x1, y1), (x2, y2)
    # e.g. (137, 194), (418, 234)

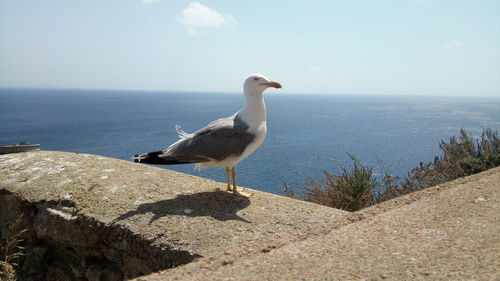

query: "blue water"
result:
(1, 88), (499, 194)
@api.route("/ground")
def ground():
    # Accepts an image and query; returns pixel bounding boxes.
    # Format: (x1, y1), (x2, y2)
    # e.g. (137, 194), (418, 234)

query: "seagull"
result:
(133, 74), (282, 197)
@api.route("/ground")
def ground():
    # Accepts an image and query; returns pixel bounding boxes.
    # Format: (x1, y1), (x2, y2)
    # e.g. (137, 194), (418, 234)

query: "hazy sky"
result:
(1, 0), (499, 96)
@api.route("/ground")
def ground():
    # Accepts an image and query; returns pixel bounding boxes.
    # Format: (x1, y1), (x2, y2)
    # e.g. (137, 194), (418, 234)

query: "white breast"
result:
(240, 121), (267, 160)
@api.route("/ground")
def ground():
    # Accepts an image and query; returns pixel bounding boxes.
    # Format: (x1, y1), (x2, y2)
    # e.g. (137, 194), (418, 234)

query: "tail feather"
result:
(175, 125), (194, 139)
(133, 151), (189, 165)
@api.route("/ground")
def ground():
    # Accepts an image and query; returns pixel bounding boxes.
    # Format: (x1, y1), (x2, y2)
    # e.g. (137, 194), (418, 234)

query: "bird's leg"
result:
(225, 167), (232, 191)
(231, 166), (253, 198)
(231, 166), (236, 191)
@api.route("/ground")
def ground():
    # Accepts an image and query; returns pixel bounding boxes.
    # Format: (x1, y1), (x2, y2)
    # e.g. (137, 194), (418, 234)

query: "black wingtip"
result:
(133, 154), (140, 162)
(132, 151), (188, 165)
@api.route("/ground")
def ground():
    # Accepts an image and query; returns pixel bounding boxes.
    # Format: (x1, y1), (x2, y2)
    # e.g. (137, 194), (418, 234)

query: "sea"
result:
(1, 88), (499, 195)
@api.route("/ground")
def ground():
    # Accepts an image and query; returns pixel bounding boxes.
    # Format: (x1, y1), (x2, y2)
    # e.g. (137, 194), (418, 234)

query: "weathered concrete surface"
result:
(140, 167), (500, 281)
(0, 151), (349, 280)
(2, 151), (499, 281)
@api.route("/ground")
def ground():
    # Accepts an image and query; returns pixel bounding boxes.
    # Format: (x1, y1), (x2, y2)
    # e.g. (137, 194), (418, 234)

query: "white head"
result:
(243, 74), (282, 95)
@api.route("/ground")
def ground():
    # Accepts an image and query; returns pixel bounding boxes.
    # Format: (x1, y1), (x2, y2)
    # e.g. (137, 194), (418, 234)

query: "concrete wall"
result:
(0, 151), (349, 280)
(2, 151), (498, 281)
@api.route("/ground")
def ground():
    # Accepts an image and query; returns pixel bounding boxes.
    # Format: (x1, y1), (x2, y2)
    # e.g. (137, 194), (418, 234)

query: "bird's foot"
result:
(232, 187), (253, 198)
(226, 184), (232, 192)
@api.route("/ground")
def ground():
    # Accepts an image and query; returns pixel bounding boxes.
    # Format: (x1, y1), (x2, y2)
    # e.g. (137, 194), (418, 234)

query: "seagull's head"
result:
(243, 74), (282, 95)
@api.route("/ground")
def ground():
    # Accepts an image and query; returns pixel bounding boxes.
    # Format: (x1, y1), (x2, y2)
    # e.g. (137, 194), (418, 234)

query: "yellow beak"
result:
(261, 81), (282, 88)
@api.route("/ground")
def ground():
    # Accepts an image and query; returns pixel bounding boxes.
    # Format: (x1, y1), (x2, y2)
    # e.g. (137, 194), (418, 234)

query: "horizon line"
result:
(0, 86), (498, 98)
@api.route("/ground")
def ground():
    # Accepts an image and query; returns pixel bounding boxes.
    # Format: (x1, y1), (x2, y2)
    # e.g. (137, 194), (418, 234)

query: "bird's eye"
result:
(253, 77), (259, 81)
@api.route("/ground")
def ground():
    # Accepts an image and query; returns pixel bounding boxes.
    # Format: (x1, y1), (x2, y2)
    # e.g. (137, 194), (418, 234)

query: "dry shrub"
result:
(1, 214), (28, 281)
(286, 154), (378, 211)
(286, 129), (499, 211)
(401, 128), (499, 191)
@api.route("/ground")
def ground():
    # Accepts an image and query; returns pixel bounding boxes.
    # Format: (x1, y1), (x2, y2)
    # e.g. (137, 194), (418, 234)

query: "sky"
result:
(0, 0), (499, 96)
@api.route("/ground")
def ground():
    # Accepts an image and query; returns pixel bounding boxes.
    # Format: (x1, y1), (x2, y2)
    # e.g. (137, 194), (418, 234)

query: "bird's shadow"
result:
(111, 190), (251, 224)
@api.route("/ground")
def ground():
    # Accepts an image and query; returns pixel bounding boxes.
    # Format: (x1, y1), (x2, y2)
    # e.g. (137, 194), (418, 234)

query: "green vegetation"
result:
(285, 154), (377, 211)
(285, 129), (499, 211)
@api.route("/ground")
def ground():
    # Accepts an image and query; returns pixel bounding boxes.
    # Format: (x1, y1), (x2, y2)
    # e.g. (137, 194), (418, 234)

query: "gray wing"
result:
(163, 115), (255, 163)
